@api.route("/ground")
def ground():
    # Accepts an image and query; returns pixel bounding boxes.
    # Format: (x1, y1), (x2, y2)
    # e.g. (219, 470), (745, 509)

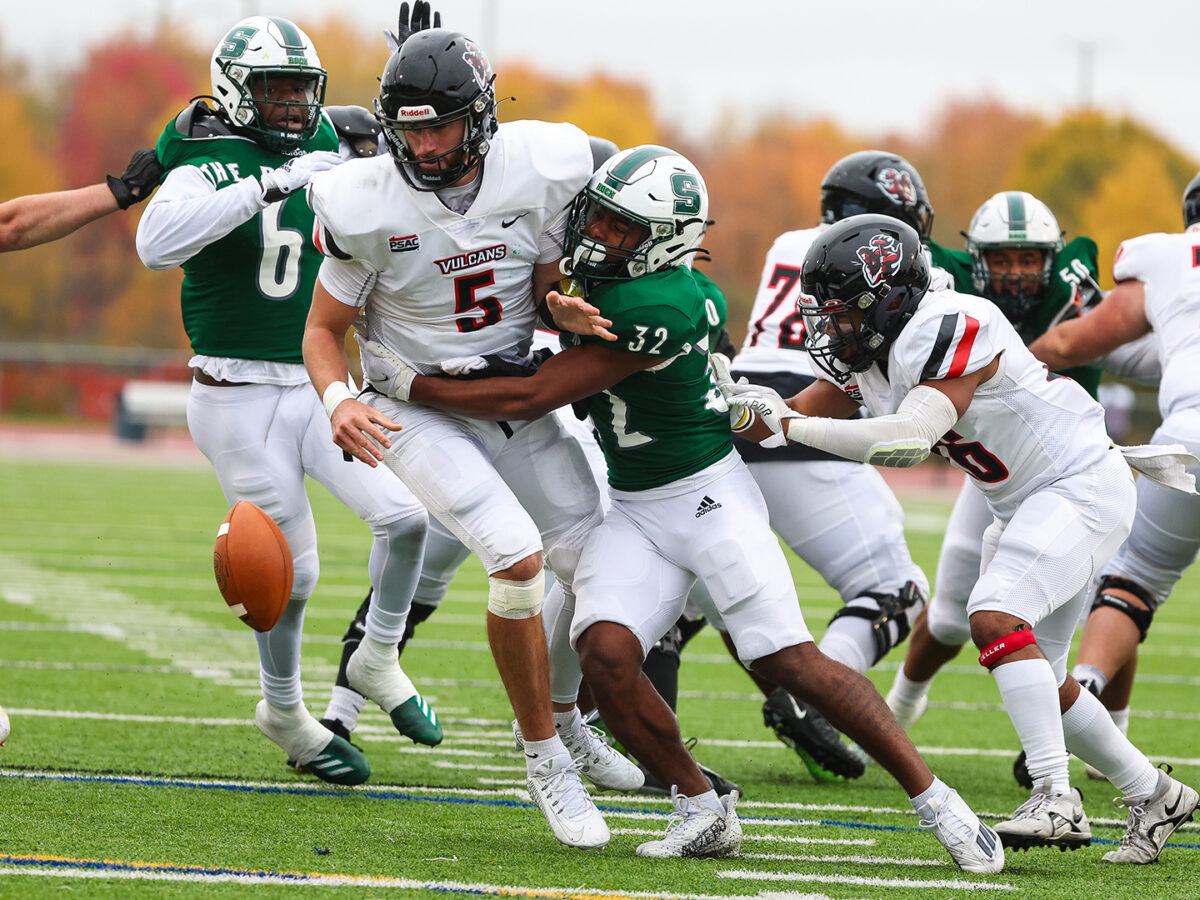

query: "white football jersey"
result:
(1112, 229), (1200, 418)
(309, 120), (593, 371)
(843, 290), (1111, 507)
(738, 224), (952, 376)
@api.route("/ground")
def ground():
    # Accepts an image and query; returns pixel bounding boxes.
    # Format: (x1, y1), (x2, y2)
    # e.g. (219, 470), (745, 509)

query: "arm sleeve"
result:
(1094, 331), (1161, 385)
(784, 384), (960, 467)
(135, 165), (266, 269)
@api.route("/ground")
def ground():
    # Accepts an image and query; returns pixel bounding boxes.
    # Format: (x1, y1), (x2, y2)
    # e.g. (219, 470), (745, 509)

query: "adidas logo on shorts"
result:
(695, 496), (722, 518)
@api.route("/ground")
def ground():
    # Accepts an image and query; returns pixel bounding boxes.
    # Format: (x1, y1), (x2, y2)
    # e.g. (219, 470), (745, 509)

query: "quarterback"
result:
(332, 145), (1007, 873)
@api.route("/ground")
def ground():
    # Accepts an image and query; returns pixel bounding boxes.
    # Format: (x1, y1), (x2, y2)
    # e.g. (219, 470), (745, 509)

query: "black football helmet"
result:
(799, 214), (930, 383)
(374, 28), (498, 190)
(1183, 171), (1200, 229)
(820, 150), (934, 242)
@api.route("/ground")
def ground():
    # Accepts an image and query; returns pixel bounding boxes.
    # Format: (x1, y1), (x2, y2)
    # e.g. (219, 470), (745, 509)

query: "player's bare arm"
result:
(534, 259), (616, 341)
(1029, 280), (1150, 371)
(0, 185), (117, 253)
(411, 342), (656, 420)
(302, 277), (401, 465)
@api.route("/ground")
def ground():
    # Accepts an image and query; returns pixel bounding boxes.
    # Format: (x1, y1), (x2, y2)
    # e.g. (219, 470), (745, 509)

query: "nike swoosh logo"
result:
(786, 695), (807, 720)
(1164, 793), (1183, 817)
(501, 213), (529, 228)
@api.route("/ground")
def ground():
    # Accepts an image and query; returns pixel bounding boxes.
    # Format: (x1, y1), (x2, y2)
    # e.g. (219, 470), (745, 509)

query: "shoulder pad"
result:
(588, 135), (619, 172)
(173, 100), (234, 138)
(325, 105), (382, 158)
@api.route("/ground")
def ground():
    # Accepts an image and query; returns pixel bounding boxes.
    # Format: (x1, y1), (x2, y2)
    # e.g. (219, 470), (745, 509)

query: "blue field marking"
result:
(5, 768), (1199, 851)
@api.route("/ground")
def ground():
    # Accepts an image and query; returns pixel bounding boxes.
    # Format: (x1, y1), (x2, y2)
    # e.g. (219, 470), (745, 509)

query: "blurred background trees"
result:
(0, 14), (1195, 356)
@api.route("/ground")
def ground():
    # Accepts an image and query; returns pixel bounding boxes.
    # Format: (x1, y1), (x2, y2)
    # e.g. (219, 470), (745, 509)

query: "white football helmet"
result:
(563, 145), (708, 282)
(966, 191), (1063, 300)
(210, 16), (327, 153)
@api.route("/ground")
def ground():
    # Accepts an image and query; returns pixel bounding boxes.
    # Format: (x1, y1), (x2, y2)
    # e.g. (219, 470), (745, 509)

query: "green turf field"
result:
(0, 457), (1196, 899)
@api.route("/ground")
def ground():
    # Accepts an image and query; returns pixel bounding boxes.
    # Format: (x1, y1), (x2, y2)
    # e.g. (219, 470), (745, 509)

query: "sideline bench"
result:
(113, 380), (191, 442)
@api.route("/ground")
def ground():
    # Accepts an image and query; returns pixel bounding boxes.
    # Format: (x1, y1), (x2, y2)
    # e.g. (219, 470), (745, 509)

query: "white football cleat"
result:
(514, 719), (645, 792)
(919, 788), (1004, 874)
(636, 787), (742, 858)
(526, 752), (610, 850)
(993, 777), (1091, 851)
(1104, 766), (1199, 864)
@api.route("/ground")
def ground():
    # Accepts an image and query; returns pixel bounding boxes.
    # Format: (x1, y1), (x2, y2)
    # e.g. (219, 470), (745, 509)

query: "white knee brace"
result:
(487, 571), (545, 620)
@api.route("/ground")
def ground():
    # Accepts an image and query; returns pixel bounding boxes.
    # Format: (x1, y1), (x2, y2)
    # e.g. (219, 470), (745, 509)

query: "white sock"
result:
(1110, 707), (1130, 734)
(259, 668), (303, 708)
(991, 658), (1070, 793)
(1071, 663), (1109, 694)
(909, 776), (950, 816)
(889, 670), (933, 706)
(323, 685), (368, 731)
(552, 707), (583, 736)
(350, 636), (415, 710)
(523, 734), (569, 775)
(689, 788), (725, 816)
(1061, 689), (1156, 797)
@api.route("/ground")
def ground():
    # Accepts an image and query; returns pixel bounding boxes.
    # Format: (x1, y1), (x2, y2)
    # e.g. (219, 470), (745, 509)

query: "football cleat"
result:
(1103, 765), (1199, 864)
(993, 778), (1091, 851)
(638, 747), (742, 800)
(513, 719), (644, 792)
(256, 699), (370, 786)
(635, 787), (742, 858)
(1014, 749), (1108, 788)
(526, 752), (610, 850)
(919, 788), (1005, 874)
(346, 639), (443, 746)
(762, 687), (865, 781)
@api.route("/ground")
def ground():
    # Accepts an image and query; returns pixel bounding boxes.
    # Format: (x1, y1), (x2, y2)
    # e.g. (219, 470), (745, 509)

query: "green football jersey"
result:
(155, 105), (338, 363)
(929, 237), (1102, 397)
(573, 267), (731, 492)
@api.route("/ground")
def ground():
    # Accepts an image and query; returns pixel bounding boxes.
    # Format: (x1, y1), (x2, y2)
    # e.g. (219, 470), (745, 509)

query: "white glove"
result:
(439, 355), (490, 377)
(259, 151), (343, 203)
(726, 383), (796, 449)
(356, 334), (417, 401)
(708, 352), (738, 391)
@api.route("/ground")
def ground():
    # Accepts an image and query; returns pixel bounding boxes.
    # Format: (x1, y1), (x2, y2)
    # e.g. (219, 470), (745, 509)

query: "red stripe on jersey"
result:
(312, 221), (326, 256)
(945, 316), (980, 378)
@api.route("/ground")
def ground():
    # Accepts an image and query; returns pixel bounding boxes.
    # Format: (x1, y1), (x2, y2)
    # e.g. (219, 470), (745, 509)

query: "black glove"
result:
(385, 1), (442, 51)
(106, 148), (164, 210)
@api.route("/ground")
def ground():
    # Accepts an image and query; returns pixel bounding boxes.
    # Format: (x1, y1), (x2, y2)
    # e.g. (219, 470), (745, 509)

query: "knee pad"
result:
(487, 571), (545, 620)
(1091, 575), (1156, 642)
(978, 627), (1037, 668)
(829, 580), (927, 666)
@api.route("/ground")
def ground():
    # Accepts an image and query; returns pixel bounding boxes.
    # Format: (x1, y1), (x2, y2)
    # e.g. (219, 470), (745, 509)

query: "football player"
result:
(303, 29), (641, 851)
(681, 149), (936, 783)
(1024, 176), (1200, 862)
(0, 148), (162, 252)
(724, 213), (1197, 862)
(324, 146), (1006, 872)
(135, 15), (441, 787)
(885, 192), (1103, 739)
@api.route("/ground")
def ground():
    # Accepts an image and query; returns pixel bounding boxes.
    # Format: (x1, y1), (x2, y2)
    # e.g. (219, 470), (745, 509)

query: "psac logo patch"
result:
(462, 39), (492, 91)
(389, 234), (420, 252)
(875, 167), (917, 207)
(856, 233), (904, 287)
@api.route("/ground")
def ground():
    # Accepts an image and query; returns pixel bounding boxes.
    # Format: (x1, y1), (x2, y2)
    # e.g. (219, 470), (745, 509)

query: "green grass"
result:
(1, 458), (1197, 899)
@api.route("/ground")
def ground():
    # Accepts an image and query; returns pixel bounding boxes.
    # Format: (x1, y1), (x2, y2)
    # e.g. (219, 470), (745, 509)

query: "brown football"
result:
(213, 501), (293, 632)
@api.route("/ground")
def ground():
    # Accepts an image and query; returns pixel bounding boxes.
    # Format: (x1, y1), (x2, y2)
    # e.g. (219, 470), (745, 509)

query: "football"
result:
(213, 501), (293, 632)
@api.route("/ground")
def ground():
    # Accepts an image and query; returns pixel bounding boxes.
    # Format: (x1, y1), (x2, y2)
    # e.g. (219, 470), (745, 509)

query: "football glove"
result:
(385, 1), (442, 51)
(106, 148), (164, 210)
(356, 335), (417, 401)
(259, 151), (343, 203)
(726, 383), (795, 448)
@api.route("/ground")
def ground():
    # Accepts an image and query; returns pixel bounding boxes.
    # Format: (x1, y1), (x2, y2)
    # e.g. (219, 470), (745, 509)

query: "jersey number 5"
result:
(454, 270), (502, 332)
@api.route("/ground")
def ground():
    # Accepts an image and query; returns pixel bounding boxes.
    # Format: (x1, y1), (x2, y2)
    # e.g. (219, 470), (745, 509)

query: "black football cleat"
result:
(762, 687), (865, 781)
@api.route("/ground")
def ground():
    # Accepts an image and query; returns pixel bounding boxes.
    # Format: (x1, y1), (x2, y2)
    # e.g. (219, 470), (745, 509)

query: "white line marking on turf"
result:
(740, 852), (947, 866)
(610, 828), (877, 846)
(717, 869), (1017, 891)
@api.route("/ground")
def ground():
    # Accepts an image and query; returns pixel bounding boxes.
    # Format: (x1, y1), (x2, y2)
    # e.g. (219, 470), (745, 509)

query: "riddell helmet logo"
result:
(462, 40), (492, 91)
(876, 167), (917, 207)
(398, 105), (437, 119)
(857, 233), (904, 287)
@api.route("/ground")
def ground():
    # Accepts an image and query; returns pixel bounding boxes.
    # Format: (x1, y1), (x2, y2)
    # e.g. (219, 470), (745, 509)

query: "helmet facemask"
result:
(800, 283), (925, 383)
(561, 145), (709, 285)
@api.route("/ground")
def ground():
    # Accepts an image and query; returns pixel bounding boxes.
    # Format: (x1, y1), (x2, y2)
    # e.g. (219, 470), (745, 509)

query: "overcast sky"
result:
(4, 0), (1198, 161)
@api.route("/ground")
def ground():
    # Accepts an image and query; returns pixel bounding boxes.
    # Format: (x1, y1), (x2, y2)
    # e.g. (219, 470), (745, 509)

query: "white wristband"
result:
(321, 381), (354, 419)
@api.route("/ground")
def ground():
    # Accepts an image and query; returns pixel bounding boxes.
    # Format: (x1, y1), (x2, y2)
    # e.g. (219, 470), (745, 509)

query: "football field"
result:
(1, 451), (1197, 900)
